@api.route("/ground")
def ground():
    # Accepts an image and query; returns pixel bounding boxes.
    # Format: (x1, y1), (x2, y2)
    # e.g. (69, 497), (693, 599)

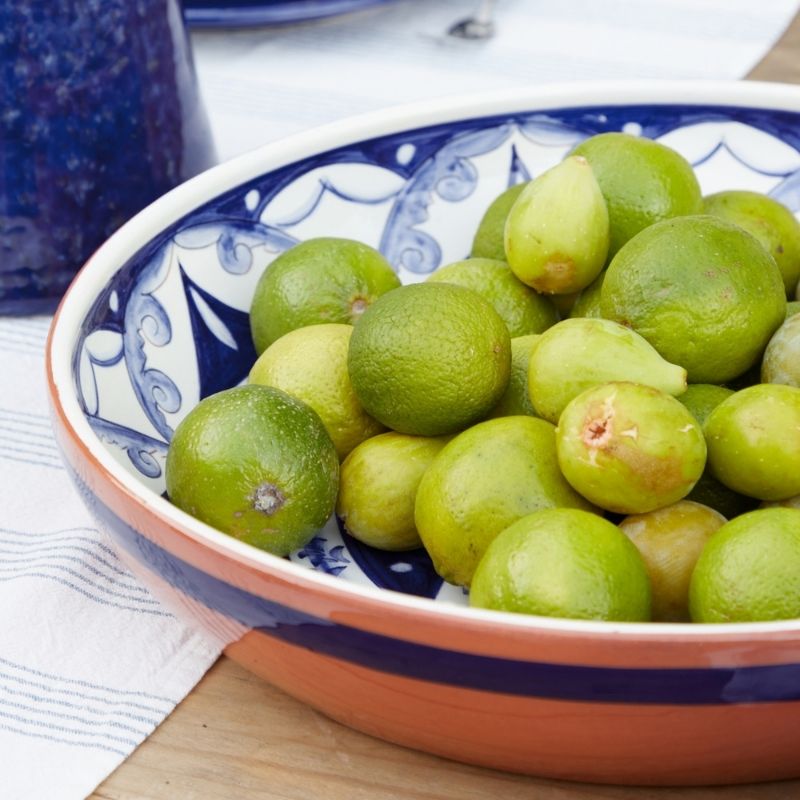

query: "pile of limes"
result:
(165, 132), (800, 626)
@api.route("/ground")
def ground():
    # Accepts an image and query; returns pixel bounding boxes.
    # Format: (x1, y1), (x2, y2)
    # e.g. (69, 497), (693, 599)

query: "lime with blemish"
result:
(165, 384), (339, 556)
(250, 237), (400, 354)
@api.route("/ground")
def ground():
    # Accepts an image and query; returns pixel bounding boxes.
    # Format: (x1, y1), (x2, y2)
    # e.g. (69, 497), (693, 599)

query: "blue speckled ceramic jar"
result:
(0, 0), (217, 314)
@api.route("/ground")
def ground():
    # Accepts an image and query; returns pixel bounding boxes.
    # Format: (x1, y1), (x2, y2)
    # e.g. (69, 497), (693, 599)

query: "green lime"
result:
(703, 190), (800, 296)
(620, 500), (725, 622)
(415, 415), (595, 587)
(569, 270), (606, 319)
(689, 508), (800, 622)
(165, 385), (339, 556)
(601, 215), (786, 383)
(470, 508), (651, 622)
(675, 382), (757, 519)
(677, 384), (734, 426)
(471, 183), (527, 261)
(337, 432), (449, 551)
(249, 323), (384, 460)
(487, 334), (540, 418)
(570, 132), (702, 256)
(250, 237), (400, 354)
(704, 384), (800, 501)
(348, 282), (510, 436)
(427, 258), (558, 336)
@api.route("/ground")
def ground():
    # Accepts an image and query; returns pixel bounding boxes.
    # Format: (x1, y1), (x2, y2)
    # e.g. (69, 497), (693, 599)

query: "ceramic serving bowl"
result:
(47, 82), (800, 786)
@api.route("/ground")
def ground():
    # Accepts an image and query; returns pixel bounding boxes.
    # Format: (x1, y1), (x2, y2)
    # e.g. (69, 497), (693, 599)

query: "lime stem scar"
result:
(251, 482), (286, 515)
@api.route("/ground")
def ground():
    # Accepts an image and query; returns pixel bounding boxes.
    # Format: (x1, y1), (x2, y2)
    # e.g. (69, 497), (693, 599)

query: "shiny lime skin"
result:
(674, 381), (758, 519)
(601, 216), (786, 384)
(347, 283), (510, 436)
(704, 384), (800, 501)
(250, 237), (400, 354)
(704, 190), (800, 296)
(471, 183), (527, 261)
(470, 508), (651, 622)
(689, 508), (800, 622)
(165, 385), (339, 556)
(570, 132), (702, 256)
(336, 432), (449, 551)
(415, 416), (595, 587)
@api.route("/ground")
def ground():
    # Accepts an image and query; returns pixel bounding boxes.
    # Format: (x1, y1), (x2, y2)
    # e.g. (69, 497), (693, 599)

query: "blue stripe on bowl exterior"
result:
(73, 101), (800, 599)
(68, 464), (800, 707)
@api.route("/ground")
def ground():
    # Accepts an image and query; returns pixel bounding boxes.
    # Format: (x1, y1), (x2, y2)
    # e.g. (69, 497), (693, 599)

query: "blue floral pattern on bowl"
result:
(73, 103), (800, 604)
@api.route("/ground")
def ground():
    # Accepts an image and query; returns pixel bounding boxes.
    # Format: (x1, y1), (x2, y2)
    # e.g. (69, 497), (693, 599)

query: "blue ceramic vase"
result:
(0, 0), (217, 314)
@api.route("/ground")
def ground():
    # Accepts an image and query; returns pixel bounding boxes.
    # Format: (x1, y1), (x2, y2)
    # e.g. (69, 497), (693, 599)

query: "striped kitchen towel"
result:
(0, 317), (221, 800)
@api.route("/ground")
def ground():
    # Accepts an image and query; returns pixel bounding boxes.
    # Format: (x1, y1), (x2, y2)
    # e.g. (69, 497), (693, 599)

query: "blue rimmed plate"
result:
(183, 0), (397, 28)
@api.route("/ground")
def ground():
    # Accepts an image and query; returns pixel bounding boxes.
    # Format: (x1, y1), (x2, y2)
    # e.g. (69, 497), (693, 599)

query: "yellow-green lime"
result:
(487, 334), (540, 418)
(336, 432), (449, 551)
(165, 385), (339, 556)
(620, 500), (725, 622)
(470, 509), (651, 622)
(676, 384), (757, 519)
(569, 270), (606, 319)
(415, 416), (596, 587)
(570, 132), (702, 256)
(471, 182), (527, 261)
(348, 282), (510, 436)
(601, 215), (786, 383)
(248, 323), (384, 460)
(704, 384), (800, 501)
(689, 508), (800, 622)
(427, 258), (558, 336)
(703, 190), (800, 296)
(250, 237), (400, 354)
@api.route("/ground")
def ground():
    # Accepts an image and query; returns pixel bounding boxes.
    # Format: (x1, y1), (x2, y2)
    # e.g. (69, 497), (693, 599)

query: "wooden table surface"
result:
(92, 14), (800, 800)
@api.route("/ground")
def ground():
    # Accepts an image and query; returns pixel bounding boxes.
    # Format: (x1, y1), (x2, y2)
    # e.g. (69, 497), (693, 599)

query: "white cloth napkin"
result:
(0, 318), (221, 799)
(2, 2), (799, 798)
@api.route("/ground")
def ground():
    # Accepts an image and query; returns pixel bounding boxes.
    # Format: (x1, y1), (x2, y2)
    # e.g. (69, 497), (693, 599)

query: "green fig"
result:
(705, 384), (800, 501)
(528, 318), (687, 424)
(556, 382), (707, 514)
(703, 190), (800, 296)
(762, 312), (800, 388)
(504, 156), (609, 294)
(786, 300), (800, 319)
(619, 500), (726, 622)
(471, 182), (528, 261)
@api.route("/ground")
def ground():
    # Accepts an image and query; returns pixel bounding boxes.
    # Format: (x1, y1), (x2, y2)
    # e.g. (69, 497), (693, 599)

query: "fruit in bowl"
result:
(47, 83), (800, 786)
